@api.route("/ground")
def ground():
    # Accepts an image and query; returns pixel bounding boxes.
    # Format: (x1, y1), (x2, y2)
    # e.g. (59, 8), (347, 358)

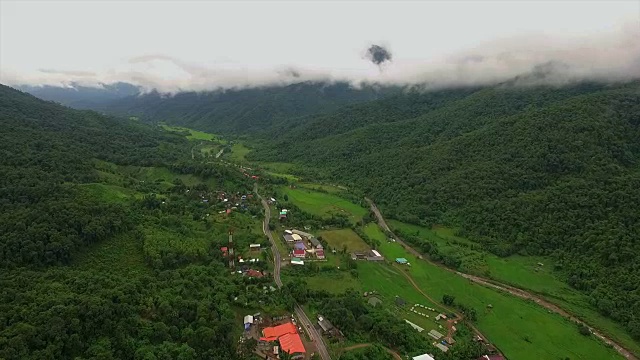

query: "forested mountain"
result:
(18, 82), (141, 109)
(251, 81), (640, 339)
(0, 85), (277, 359)
(97, 81), (400, 133)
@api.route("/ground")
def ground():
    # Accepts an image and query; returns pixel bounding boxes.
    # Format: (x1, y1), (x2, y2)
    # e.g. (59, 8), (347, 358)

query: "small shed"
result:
(310, 237), (323, 249)
(396, 258), (408, 264)
(395, 297), (406, 307)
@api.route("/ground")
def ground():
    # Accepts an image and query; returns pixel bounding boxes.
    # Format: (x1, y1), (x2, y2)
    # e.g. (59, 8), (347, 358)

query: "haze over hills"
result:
(17, 82), (141, 110)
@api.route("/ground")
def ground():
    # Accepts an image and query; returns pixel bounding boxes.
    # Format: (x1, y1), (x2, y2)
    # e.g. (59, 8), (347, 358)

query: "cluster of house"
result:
(197, 190), (254, 215)
(427, 329), (456, 353)
(350, 249), (384, 262)
(258, 321), (306, 359)
(239, 165), (259, 180)
(283, 229), (325, 263)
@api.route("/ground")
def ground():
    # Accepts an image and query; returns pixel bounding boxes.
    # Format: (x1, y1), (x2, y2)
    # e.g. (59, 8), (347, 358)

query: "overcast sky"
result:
(1, 0), (639, 91)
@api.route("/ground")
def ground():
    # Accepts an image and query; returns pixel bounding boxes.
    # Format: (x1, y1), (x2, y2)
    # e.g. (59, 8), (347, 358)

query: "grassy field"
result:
(298, 183), (346, 194)
(388, 220), (640, 355)
(357, 262), (445, 336)
(230, 143), (251, 162)
(320, 229), (370, 252)
(363, 223), (387, 242)
(374, 240), (622, 360)
(303, 272), (361, 294)
(281, 187), (367, 224)
(160, 124), (225, 142)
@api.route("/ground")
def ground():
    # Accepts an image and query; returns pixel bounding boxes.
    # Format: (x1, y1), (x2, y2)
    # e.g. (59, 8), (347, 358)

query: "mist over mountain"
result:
(17, 82), (141, 109)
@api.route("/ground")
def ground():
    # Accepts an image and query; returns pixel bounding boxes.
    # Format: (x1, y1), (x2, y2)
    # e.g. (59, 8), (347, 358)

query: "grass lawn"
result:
(271, 230), (291, 259)
(281, 187), (367, 224)
(364, 223), (387, 242)
(375, 240), (623, 360)
(320, 229), (370, 252)
(304, 272), (361, 294)
(388, 220), (640, 355)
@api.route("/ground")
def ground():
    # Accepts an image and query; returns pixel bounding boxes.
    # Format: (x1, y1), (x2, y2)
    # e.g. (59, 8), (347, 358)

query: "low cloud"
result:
(3, 23), (639, 93)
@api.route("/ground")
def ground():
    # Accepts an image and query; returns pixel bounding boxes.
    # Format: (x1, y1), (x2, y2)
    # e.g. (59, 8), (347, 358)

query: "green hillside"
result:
(0, 85), (275, 359)
(103, 81), (401, 134)
(252, 81), (640, 340)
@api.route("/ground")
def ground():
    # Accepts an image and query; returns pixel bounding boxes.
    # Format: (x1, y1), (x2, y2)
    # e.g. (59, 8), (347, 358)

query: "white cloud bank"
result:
(2, 21), (639, 93)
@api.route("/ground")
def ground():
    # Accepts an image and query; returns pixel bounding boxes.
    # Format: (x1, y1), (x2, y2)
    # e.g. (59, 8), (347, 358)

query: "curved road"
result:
(366, 198), (637, 360)
(256, 185), (332, 360)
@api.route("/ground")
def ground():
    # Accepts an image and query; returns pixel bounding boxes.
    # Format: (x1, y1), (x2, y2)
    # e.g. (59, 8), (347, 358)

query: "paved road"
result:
(366, 198), (637, 360)
(256, 184), (331, 360)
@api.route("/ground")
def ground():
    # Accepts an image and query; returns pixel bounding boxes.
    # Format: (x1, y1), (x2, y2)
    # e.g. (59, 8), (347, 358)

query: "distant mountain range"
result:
(17, 82), (141, 110)
(18, 81), (402, 133)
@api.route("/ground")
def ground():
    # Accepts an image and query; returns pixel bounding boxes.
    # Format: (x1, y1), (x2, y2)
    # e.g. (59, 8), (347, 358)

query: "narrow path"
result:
(256, 183), (332, 360)
(366, 198), (637, 360)
(341, 343), (402, 360)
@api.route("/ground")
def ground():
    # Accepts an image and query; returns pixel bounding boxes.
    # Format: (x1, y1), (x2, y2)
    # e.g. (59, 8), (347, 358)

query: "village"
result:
(200, 172), (505, 360)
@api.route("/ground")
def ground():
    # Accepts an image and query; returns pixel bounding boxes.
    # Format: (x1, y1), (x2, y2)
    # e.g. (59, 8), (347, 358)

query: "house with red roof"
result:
(246, 269), (263, 278)
(260, 322), (306, 357)
(477, 355), (505, 360)
(293, 249), (306, 258)
(316, 249), (325, 259)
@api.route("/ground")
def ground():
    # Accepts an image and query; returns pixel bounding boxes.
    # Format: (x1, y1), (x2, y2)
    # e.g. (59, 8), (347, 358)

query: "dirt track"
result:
(366, 198), (637, 360)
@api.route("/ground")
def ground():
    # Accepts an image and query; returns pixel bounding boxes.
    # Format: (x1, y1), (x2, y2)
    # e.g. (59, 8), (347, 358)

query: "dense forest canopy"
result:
(96, 81), (401, 134)
(249, 81), (640, 339)
(0, 85), (275, 359)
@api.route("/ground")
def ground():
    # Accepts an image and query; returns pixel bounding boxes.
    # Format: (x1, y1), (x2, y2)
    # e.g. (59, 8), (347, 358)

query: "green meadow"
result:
(374, 240), (622, 360)
(160, 124), (225, 142)
(281, 187), (367, 224)
(319, 229), (370, 252)
(230, 143), (251, 162)
(388, 220), (640, 355)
